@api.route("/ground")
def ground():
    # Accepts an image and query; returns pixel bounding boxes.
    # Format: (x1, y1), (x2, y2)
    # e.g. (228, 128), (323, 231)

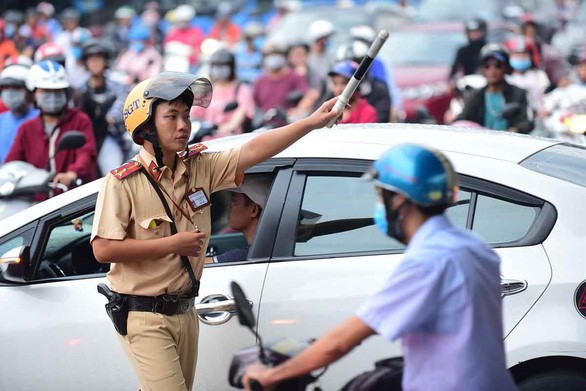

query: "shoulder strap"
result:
(139, 166), (200, 297)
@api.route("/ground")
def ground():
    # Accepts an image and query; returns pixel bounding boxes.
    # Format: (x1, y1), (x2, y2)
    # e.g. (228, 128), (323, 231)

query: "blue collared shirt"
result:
(0, 107), (39, 164)
(357, 215), (517, 391)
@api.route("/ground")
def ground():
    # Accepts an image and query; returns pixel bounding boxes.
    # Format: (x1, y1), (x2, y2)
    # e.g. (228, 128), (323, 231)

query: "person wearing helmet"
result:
(90, 71), (340, 390)
(73, 39), (128, 175)
(36, 2), (62, 40)
(0, 59), (38, 163)
(235, 21), (264, 83)
(327, 60), (377, 124)
(5, 60), (97, 198)
(191, 49), (255, 138)
(448, 18), (487, 81)
(104, 6), (137, 58)
(163, 4), (205, 69)
(243, 144), (517, 391)
(505, 36), (550, 114)
(307, 20), (336, 91)
(116, 24), (163, 85)
(349, 25), (403, 120)
(208, 3), (241, 48)
(0, 19), (18, 71)
(253, 44), (311, 116)
(455, 44), (533, 133)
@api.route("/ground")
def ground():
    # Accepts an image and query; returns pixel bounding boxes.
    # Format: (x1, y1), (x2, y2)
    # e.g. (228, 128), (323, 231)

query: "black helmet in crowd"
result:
(479, 43), (512, 73)
(464, 17), (487, 34)
(210, 49), (236, 81)
(82, 39), (110, 61)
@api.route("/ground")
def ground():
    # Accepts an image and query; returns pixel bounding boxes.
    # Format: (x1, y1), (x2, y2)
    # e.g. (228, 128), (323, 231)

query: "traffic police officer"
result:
(91, 71), (340, 391)
(243, 144), (517, 391)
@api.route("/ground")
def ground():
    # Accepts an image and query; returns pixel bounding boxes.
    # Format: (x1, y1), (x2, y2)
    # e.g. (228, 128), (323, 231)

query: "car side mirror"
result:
(231, 281), (256, 330)
(0, 245), (30, 283)
(56, 131), (86, 153)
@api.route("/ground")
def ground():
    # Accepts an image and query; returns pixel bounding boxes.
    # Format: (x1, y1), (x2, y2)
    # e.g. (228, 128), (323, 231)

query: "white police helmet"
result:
(26, 60), (70, 91)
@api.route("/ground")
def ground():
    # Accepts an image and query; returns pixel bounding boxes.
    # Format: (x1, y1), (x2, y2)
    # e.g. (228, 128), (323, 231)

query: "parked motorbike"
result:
(0, 131), (86, 220)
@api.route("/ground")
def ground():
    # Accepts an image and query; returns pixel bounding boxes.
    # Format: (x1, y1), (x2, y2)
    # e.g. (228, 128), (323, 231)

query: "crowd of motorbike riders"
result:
(0, 1), (585, 194)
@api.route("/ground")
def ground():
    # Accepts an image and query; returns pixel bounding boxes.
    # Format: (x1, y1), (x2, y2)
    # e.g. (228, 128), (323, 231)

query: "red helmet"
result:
(505, 35), (540, 68)
(34, 42), (66, 66)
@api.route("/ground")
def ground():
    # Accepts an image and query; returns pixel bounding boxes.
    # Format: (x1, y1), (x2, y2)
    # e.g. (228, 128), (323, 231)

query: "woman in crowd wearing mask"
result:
(116, 24), (163, 86)
(0, 57), (38, 163)
(253, 45), (311, 118)
(5, 60), (97, 199)
(0, 20), (19, 71)
(505, 36), (550, 115)
(191, 49), (255, 138)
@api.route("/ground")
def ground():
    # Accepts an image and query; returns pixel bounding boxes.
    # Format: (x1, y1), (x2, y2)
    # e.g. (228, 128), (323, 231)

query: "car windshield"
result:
(379, 31), (465, 66)
(267, 7), (370, 47)
(416, 0), (501, 21)
(520, 144), (586, 188)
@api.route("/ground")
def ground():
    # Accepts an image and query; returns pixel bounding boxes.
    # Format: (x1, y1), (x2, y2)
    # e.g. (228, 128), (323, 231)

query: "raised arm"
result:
(237, 97), (339, 174)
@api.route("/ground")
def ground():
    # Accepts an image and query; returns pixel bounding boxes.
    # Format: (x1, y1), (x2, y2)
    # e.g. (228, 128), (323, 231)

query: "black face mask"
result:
(382, 191), (409, 244)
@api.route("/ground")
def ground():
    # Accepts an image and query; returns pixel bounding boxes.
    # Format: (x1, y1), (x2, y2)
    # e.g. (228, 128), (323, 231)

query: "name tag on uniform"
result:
(185, 187), (210, 211)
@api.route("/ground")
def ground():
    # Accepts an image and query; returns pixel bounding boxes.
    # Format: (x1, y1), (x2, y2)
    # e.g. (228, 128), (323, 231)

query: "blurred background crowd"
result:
(0, 0), (586, 185)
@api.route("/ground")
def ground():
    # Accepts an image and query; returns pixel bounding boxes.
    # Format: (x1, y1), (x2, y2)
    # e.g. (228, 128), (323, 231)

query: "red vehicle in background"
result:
(379, 21), (507, 123)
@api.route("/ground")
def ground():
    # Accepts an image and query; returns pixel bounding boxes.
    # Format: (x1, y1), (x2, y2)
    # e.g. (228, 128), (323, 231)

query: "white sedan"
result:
(1, 124), (585, 391)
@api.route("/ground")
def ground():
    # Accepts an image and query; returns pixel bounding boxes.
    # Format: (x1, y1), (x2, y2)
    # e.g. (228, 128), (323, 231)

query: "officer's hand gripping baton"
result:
(326, 29), (390, 128)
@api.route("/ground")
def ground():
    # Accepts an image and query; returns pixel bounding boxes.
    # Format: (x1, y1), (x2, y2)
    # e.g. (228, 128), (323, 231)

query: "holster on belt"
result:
(97, 283), (129, 336)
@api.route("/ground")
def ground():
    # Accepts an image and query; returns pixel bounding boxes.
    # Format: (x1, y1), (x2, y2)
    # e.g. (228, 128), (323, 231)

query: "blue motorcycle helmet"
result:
(366, 143), (458, 208)
(328, 60), (359, 80)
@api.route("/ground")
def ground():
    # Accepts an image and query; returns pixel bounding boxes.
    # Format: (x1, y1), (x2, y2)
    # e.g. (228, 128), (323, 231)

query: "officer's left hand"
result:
(304, 96), (341, 129)
(53, 171), (78, 188)
(243, 363), (274, 390)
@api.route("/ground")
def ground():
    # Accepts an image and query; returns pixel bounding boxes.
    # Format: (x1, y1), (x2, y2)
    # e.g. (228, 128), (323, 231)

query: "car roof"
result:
(0, 124), (558, 236)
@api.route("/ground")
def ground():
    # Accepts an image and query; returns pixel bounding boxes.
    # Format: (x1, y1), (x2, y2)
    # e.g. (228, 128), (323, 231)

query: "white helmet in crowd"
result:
(26, 60), (70, 91)
(308, 20), (335, 42)
(173, 4), (196, 23)
(350, 25), (376, 44)
(0, 62), (30, 88)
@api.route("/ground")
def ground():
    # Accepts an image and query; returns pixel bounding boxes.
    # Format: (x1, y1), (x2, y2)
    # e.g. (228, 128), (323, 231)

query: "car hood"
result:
(394, 65), (450, 88)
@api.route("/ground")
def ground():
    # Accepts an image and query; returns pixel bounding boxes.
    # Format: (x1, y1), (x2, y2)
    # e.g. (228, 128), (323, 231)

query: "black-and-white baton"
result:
(326, 29), (389, 128)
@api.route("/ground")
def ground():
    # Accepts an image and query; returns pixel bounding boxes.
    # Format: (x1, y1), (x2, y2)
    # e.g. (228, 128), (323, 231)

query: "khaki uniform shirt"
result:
(91, 146), (241, 296)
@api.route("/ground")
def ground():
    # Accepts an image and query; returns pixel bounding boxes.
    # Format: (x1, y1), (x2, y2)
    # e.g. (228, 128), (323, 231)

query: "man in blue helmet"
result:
(243, 144), (517, 391)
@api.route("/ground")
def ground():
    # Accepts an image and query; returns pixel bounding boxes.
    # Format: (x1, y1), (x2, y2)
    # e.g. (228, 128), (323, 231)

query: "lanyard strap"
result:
(137, 156), (194, 224)
(140, 166), (200, 297)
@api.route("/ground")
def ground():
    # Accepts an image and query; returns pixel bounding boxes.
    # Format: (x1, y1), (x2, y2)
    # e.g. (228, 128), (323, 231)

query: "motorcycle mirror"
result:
(231, 281), (256, 329)
(501, 102), (521, 120)
(224, 101), (239, 113)
(285, 90), (304, 106)
(56, 131), (86, 152)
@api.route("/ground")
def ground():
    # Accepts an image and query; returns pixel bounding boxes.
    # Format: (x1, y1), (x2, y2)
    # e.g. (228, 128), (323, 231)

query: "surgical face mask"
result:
(510, 57), (532, 71)
(1, 89), (27, 111)
(5, 24), (15, 39)
(210, 65), (231, 81)
(36, 91), (67, 114)
(71, 46), (82, 60)
(130, 41), (145, 53)
(264, 54), (286, 71)
(373, 196), (407, 243)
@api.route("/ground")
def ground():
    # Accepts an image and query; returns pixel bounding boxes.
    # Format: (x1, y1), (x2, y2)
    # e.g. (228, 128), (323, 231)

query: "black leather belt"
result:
(126, 294), (195, 316)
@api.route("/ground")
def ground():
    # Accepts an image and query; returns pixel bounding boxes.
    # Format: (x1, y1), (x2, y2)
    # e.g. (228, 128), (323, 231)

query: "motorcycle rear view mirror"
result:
(231, 281), (256, 329)
(501, 102), (521, 120)
(56, 131), (86, 153)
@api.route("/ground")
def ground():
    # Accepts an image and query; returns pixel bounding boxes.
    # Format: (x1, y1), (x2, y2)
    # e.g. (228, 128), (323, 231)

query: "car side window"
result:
(472, 194), (538, 244)
(294, 175), (403, 257)
(445, 190), (471, 228)
(36, 211), (108, 279)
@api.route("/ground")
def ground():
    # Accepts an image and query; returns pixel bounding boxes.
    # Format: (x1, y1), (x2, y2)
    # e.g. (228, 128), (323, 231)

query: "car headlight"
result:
(402, 81), (450, 102)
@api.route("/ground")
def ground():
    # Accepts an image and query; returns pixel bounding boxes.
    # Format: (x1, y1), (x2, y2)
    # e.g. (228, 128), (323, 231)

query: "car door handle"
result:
(501, 279), (527, 297)
(196, 294), (253, 326)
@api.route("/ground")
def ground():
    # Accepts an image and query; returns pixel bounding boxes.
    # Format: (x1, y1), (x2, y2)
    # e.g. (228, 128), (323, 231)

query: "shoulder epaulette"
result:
(179, 143), (208, 160)
(110, 160), (142, 180)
